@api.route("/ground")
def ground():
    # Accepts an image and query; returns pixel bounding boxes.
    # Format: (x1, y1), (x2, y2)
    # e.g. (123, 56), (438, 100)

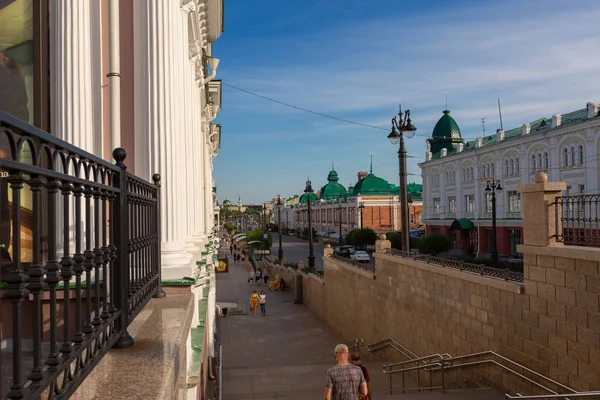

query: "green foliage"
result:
(223, 222), (236, 234)
(417, 232), (452, 255)
(386, 231), (418, 250)
(344, 228), (377, 248)
(246, 230), (273, 248)
(286, 262), (299, 270)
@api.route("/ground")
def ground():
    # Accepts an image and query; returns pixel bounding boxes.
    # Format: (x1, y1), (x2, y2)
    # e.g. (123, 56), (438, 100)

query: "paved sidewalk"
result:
(217, 257), (388, 399)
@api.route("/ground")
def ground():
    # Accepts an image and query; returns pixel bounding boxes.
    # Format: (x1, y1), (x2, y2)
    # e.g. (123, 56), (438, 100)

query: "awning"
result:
(451, 218), (474, 230)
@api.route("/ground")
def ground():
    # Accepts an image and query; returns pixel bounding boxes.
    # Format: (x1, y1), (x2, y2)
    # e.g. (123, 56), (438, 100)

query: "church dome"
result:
(299, 192), (318, 205)
(319, 169), (347, 200)
(431, 110), (462, 139)
(351, 173), (392, 196)
(223, 197), (232, 206)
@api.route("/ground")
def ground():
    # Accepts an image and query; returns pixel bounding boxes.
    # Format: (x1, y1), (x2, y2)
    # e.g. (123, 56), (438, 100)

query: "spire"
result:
(370, 155), (373, 174)
(332, 161), (334, 170)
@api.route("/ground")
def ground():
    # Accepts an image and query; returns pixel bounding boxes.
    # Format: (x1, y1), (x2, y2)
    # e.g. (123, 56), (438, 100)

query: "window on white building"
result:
(433, 198), (441, 214)
(515, 158), (520, 173)
(491, 163), (495, 178)
(579, 184), (585, 194)
(485, 193), (493, 213)
(531, 154), (536, 172)
(544, 152), (549, 170)
(571, 146), (575, 166)
(448, 196), (456, 214)
(508, 191), (521, 212)
(505, 160), (509, 176)
(465, 194), (475, 214)
(470, 167), (474, 181)
(537, 153), (542, 170)
(563, 148), (569, 167)
(579, 145), (584, 165)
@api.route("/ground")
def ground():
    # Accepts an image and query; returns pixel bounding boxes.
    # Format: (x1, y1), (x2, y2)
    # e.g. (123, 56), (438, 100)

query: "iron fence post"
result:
(112, 148), (134, 348)
(153, 173), (166, 298)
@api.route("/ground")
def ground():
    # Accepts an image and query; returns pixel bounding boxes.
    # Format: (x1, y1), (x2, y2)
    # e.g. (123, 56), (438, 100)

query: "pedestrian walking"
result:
(259, 290), (267, 316)
(256, 268), (262, 285)
(324, 344), (367, 400)
(263, 268), (269, 285)
(249, 290), (259, 315)
(248, 269), (255, 285)
(350, 353), (372, 400)
(229, 245), (233, 254)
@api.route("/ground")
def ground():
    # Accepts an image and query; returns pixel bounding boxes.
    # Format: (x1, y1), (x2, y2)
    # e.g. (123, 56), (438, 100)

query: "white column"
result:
(50, 0), (97, 154)
(133, 0), (192, 280)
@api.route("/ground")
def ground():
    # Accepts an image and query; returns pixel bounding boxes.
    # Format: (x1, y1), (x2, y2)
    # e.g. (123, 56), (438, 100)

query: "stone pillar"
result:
(324, 244), (333, 258)
(376, 234), (391, 253)
(133, 0), (192, 280)
(518, 172), (566, 247)
(50, 0), (98, 154)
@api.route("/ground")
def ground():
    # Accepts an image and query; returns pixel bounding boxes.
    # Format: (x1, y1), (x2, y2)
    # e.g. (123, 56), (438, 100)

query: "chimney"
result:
(497, 129), (505, 141)
(441, 148), (447, 157)
(522, 123), (531, 135)
(457, 143), (464, 152)
(475, 138), (483, 148)
(425, 151), (432, 161)
(551, 114), (562, 128)
(588, 102), (600, 119)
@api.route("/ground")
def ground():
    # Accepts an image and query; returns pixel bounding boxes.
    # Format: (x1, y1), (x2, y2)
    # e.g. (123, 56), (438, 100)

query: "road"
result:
(269, 233), (375, 271)
(269, 232), (325, 270)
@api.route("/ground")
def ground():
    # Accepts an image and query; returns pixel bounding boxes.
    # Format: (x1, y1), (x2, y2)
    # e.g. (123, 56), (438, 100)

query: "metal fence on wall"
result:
(555, 194), (600, 246)
(0, 111), (164, 399)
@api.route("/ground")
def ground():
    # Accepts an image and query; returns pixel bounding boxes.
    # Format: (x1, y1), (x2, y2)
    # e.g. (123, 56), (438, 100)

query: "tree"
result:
(386, 231), (418, 250)
(302, 227), (317, 239)
(417, 232), (452, 255)
(223, 222), (236, 234)
(345, 228), (376, 247)
(246, 229), (273, 248)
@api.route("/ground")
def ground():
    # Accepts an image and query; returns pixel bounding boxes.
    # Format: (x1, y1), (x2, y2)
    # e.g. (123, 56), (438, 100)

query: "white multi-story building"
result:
(420, 102), (600, 256)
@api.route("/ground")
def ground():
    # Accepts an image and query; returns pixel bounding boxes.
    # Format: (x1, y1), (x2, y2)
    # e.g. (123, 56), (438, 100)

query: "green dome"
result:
(319, 169), (347, 200)
(351, 173), (392, 196)
(223, 197), (232, 206)
(432, 110), (462, 139)
(299, 192), (318, 205)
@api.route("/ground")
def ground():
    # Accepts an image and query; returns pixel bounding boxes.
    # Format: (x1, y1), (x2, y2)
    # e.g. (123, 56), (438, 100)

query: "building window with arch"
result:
(571, 146), (575, 166)
(470, 167), (474, 181)
(563, 148), (569, 167)
(515, 158), (519, 173)
(544, 152), (549, 170)
(531, 154), (536, 172)
(504, 160), (509, 176)
(537, 153), (542, 171)
(579, 144), (584, 165)
(510, 159), (514, 175)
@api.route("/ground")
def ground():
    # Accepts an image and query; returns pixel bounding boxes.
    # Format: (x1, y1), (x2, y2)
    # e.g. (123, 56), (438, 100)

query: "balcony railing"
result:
(0, 111), (164, 399)
(555, 194), (600, 246)
(383, 249), (524, 283)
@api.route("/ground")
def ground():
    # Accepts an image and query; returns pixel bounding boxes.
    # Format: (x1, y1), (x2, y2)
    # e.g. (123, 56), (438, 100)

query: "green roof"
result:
(432, 110), (462, 139)
(352, 173), (392, 196)
(222, 197), (231, 206)
(429, 106), (594, 160)
(319, 169), (347, 200)
(299, 192), (318, 204)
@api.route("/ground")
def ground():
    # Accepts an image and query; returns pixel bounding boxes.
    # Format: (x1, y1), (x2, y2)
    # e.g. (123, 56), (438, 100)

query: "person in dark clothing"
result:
(0, 52), (30, 122)
(350, 353), (372, 400)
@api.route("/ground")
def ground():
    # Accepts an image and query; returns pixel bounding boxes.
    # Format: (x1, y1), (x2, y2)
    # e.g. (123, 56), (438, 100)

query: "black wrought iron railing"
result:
(331, 254), (375, 273)
(383, 249), (524, 283)
(0, 111), (164, 399)
(555, 194), (600, 246)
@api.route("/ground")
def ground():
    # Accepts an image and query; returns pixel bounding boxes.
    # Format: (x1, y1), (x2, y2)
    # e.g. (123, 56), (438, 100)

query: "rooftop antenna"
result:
(370, 155), (373, 174)
(332, 161), (334, 170)
(497, 98), (504, 131)
(481, 118), (486, 137)
(445, 94), (448, 110)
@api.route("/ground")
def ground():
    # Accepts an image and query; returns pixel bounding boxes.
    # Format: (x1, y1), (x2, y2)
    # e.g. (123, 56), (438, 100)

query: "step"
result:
(376, 388), (505, 400)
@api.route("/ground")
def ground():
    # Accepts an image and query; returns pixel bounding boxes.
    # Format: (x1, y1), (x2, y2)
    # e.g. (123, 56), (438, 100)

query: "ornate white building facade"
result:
(420, 102), (600, 257)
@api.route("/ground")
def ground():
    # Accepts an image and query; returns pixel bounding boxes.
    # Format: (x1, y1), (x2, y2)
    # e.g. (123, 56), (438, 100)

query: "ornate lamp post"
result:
(485, 180), (503, 265)
(358, 201), (365, 250)
(277, 195), (283, 260)
(305, 180), (315, 267)
(337, 203), (343, 246)
(388, 104), (417, 252)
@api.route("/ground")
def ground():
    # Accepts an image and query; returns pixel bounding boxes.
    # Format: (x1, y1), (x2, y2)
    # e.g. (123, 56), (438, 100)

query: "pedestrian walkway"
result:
(216, 257), (389, 399)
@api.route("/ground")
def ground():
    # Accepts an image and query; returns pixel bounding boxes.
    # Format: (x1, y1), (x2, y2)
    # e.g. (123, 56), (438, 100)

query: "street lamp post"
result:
(358, 201), (365, 250)
(337, 203), (343, 246)
(277, 196), (283, 260)
(388, 104), (417, 252)
(305, 180), (315, 267)
(485, 180), (503, 265)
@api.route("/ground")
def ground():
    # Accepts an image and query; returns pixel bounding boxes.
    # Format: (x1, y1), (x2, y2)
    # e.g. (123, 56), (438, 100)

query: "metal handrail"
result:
(506, 393), (600, 399)
(369, 338), (578, 397)
(367, 337), (419, 360)
(346, 338), (365, 351)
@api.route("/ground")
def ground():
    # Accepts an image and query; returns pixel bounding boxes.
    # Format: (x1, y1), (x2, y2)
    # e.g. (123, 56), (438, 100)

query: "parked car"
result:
(350, 250), (370, 263)
(334, 245), (355, 258)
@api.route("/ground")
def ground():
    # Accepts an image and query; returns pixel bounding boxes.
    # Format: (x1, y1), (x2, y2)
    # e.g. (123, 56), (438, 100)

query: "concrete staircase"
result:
(376, 388), (505, 399)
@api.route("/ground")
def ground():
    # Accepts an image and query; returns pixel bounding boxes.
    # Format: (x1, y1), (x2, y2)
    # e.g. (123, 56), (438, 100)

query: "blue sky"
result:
(212, 0), (600, 205)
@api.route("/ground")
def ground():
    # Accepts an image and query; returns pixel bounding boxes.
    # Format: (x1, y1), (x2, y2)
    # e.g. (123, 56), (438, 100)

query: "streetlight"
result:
(358, 201), (365, 250)
(305, 180), (315, 268)
(388, 104), (417, 252)
(277, 195), (283, 260)
(337, 203), (343, 246)
(485, 180), (503, 265)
